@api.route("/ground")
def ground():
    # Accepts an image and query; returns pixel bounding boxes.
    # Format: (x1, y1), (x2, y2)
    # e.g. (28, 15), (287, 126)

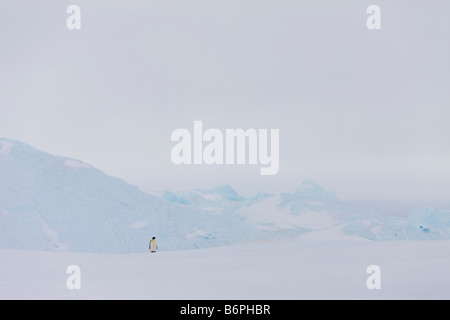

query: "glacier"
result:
(1, 137), (449, 253)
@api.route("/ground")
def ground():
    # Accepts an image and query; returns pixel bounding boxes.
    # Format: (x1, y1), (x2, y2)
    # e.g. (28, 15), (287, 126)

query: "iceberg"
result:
(1, 137), (450, 253)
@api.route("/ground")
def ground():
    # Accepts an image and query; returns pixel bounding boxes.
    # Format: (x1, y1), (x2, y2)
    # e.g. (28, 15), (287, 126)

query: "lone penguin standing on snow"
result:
(149, 237), (158, 253)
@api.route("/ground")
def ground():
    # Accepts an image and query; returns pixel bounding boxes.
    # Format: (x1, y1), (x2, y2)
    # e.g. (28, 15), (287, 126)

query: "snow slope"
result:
(1, 238), (450, 299)
(1, 137), (450, 254)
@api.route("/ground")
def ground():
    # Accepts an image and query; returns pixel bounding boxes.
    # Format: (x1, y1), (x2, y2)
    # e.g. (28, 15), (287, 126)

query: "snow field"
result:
(1, 237), (450, 300)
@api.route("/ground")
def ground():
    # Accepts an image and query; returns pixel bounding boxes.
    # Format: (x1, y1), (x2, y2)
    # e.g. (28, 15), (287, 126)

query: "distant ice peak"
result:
(287, 180), (340, 203)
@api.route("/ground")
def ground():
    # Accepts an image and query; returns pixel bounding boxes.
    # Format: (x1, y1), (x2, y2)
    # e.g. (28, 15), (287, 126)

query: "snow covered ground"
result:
(2, 235), (450, 300)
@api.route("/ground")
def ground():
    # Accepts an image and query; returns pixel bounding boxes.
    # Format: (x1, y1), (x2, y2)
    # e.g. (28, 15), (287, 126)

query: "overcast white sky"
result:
(1, 0), (449, 216)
